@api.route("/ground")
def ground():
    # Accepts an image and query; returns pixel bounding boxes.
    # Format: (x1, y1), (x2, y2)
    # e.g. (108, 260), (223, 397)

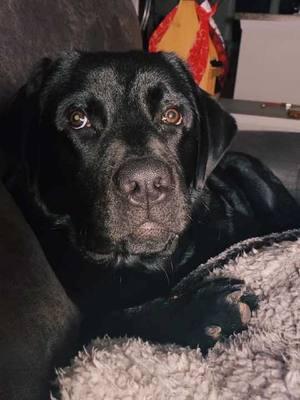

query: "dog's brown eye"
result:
(161, 108), (183, 126)
(68, 110), (91, 130)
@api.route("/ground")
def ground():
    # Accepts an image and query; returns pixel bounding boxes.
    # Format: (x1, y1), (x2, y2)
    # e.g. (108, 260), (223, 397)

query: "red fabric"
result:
(187, 3), (213, 83)
(148, 6), (178, 53)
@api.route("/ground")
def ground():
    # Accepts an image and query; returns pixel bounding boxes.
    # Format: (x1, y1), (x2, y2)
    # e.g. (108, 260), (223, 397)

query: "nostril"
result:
(153, 174), (172, 190)
(123, 180), (138, 195)
(153, 177), (162, 189)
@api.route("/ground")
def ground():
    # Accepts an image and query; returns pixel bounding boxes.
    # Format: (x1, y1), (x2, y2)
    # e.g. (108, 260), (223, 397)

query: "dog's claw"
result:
(226, 290), (242, 303)
(239, 302), (251, 325)
(225, 290), (252, 324)
(205, 325), (222, 339)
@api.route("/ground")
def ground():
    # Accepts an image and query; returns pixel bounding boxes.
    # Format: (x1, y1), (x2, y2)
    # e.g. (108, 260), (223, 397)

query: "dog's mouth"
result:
(124, 221), (179, 255)
(80, 221), (180, 262)
(131, 221), (169, 239)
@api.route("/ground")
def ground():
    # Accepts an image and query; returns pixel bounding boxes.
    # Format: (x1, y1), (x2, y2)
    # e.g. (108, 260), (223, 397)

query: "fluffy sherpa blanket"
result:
(54, 230), (300, 400)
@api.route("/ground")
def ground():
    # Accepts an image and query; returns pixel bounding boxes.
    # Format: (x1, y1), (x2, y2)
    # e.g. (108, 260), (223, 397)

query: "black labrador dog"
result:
(2, 51), (300, 354)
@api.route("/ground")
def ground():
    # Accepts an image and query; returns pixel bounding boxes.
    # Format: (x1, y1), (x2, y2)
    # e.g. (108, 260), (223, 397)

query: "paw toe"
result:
(239, 302), (251, 325)
(205, 325), (222, 339)
(226, 290), (242, 303)
(226, 290), (253, 325)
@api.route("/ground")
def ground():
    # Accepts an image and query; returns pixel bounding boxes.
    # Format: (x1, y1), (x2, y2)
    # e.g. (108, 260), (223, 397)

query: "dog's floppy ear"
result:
(194, 89), (237, 190)
(24, 57), (53, 98)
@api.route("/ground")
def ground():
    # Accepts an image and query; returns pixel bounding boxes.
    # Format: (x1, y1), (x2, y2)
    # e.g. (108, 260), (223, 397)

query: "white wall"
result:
(234, 16), (300, 104)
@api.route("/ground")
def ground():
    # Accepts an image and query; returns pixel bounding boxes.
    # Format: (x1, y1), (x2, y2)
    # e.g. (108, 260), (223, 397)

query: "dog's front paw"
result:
(96, 278), (257, 352)
(169, 278), (257, 350)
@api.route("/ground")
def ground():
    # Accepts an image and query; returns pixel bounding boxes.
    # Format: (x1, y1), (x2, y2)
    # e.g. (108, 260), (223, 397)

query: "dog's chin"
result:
(125, 224), (178, 255)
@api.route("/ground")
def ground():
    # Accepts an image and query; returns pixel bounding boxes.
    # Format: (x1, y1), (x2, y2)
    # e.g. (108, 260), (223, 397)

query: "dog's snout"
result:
(115, 159), (173, 206)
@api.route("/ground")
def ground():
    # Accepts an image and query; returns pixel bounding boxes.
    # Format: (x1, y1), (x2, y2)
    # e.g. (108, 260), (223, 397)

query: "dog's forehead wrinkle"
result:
(133, 69), (178, 97)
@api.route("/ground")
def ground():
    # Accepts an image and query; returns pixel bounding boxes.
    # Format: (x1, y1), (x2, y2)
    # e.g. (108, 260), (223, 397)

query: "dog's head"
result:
(3, 51), (236, 261)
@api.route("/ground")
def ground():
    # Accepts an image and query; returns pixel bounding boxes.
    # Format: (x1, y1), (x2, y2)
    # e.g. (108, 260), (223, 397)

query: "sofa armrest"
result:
(0, 181), (80, 400)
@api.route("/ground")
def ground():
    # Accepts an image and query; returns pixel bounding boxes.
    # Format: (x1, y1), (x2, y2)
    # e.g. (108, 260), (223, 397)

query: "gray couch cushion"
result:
(0, 181), (80, 400)
(0, 0), (142, 112)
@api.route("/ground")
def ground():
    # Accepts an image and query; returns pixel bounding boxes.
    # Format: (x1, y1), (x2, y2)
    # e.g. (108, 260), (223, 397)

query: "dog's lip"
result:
(81, 223), (178, 261)
(80, 234), (180, 263)
(134, 221), (165, 237)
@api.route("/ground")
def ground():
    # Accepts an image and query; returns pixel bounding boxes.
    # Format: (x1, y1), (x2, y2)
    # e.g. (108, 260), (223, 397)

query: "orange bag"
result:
(149, 0), (228, 95)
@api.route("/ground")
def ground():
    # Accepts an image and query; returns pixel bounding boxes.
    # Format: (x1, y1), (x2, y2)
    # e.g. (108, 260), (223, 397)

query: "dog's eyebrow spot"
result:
(146, 85), (165, 117)
(86, 97), (107, 127)
(147, 86), (164, 102)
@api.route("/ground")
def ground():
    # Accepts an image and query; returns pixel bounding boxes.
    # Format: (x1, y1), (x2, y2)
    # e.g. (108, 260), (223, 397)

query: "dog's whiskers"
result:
(152, 262), (171, 285)
(198, 196), (210, 212)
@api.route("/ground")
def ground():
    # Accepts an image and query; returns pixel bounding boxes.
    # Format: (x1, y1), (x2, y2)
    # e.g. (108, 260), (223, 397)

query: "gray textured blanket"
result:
(54, 230), (300, 400)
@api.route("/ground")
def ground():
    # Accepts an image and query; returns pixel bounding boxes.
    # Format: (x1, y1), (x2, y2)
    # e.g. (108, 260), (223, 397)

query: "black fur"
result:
(2, 51), (300, 352)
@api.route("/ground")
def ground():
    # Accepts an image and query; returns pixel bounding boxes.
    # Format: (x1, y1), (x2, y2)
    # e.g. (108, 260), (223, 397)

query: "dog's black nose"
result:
(115, 159), (173, 206)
